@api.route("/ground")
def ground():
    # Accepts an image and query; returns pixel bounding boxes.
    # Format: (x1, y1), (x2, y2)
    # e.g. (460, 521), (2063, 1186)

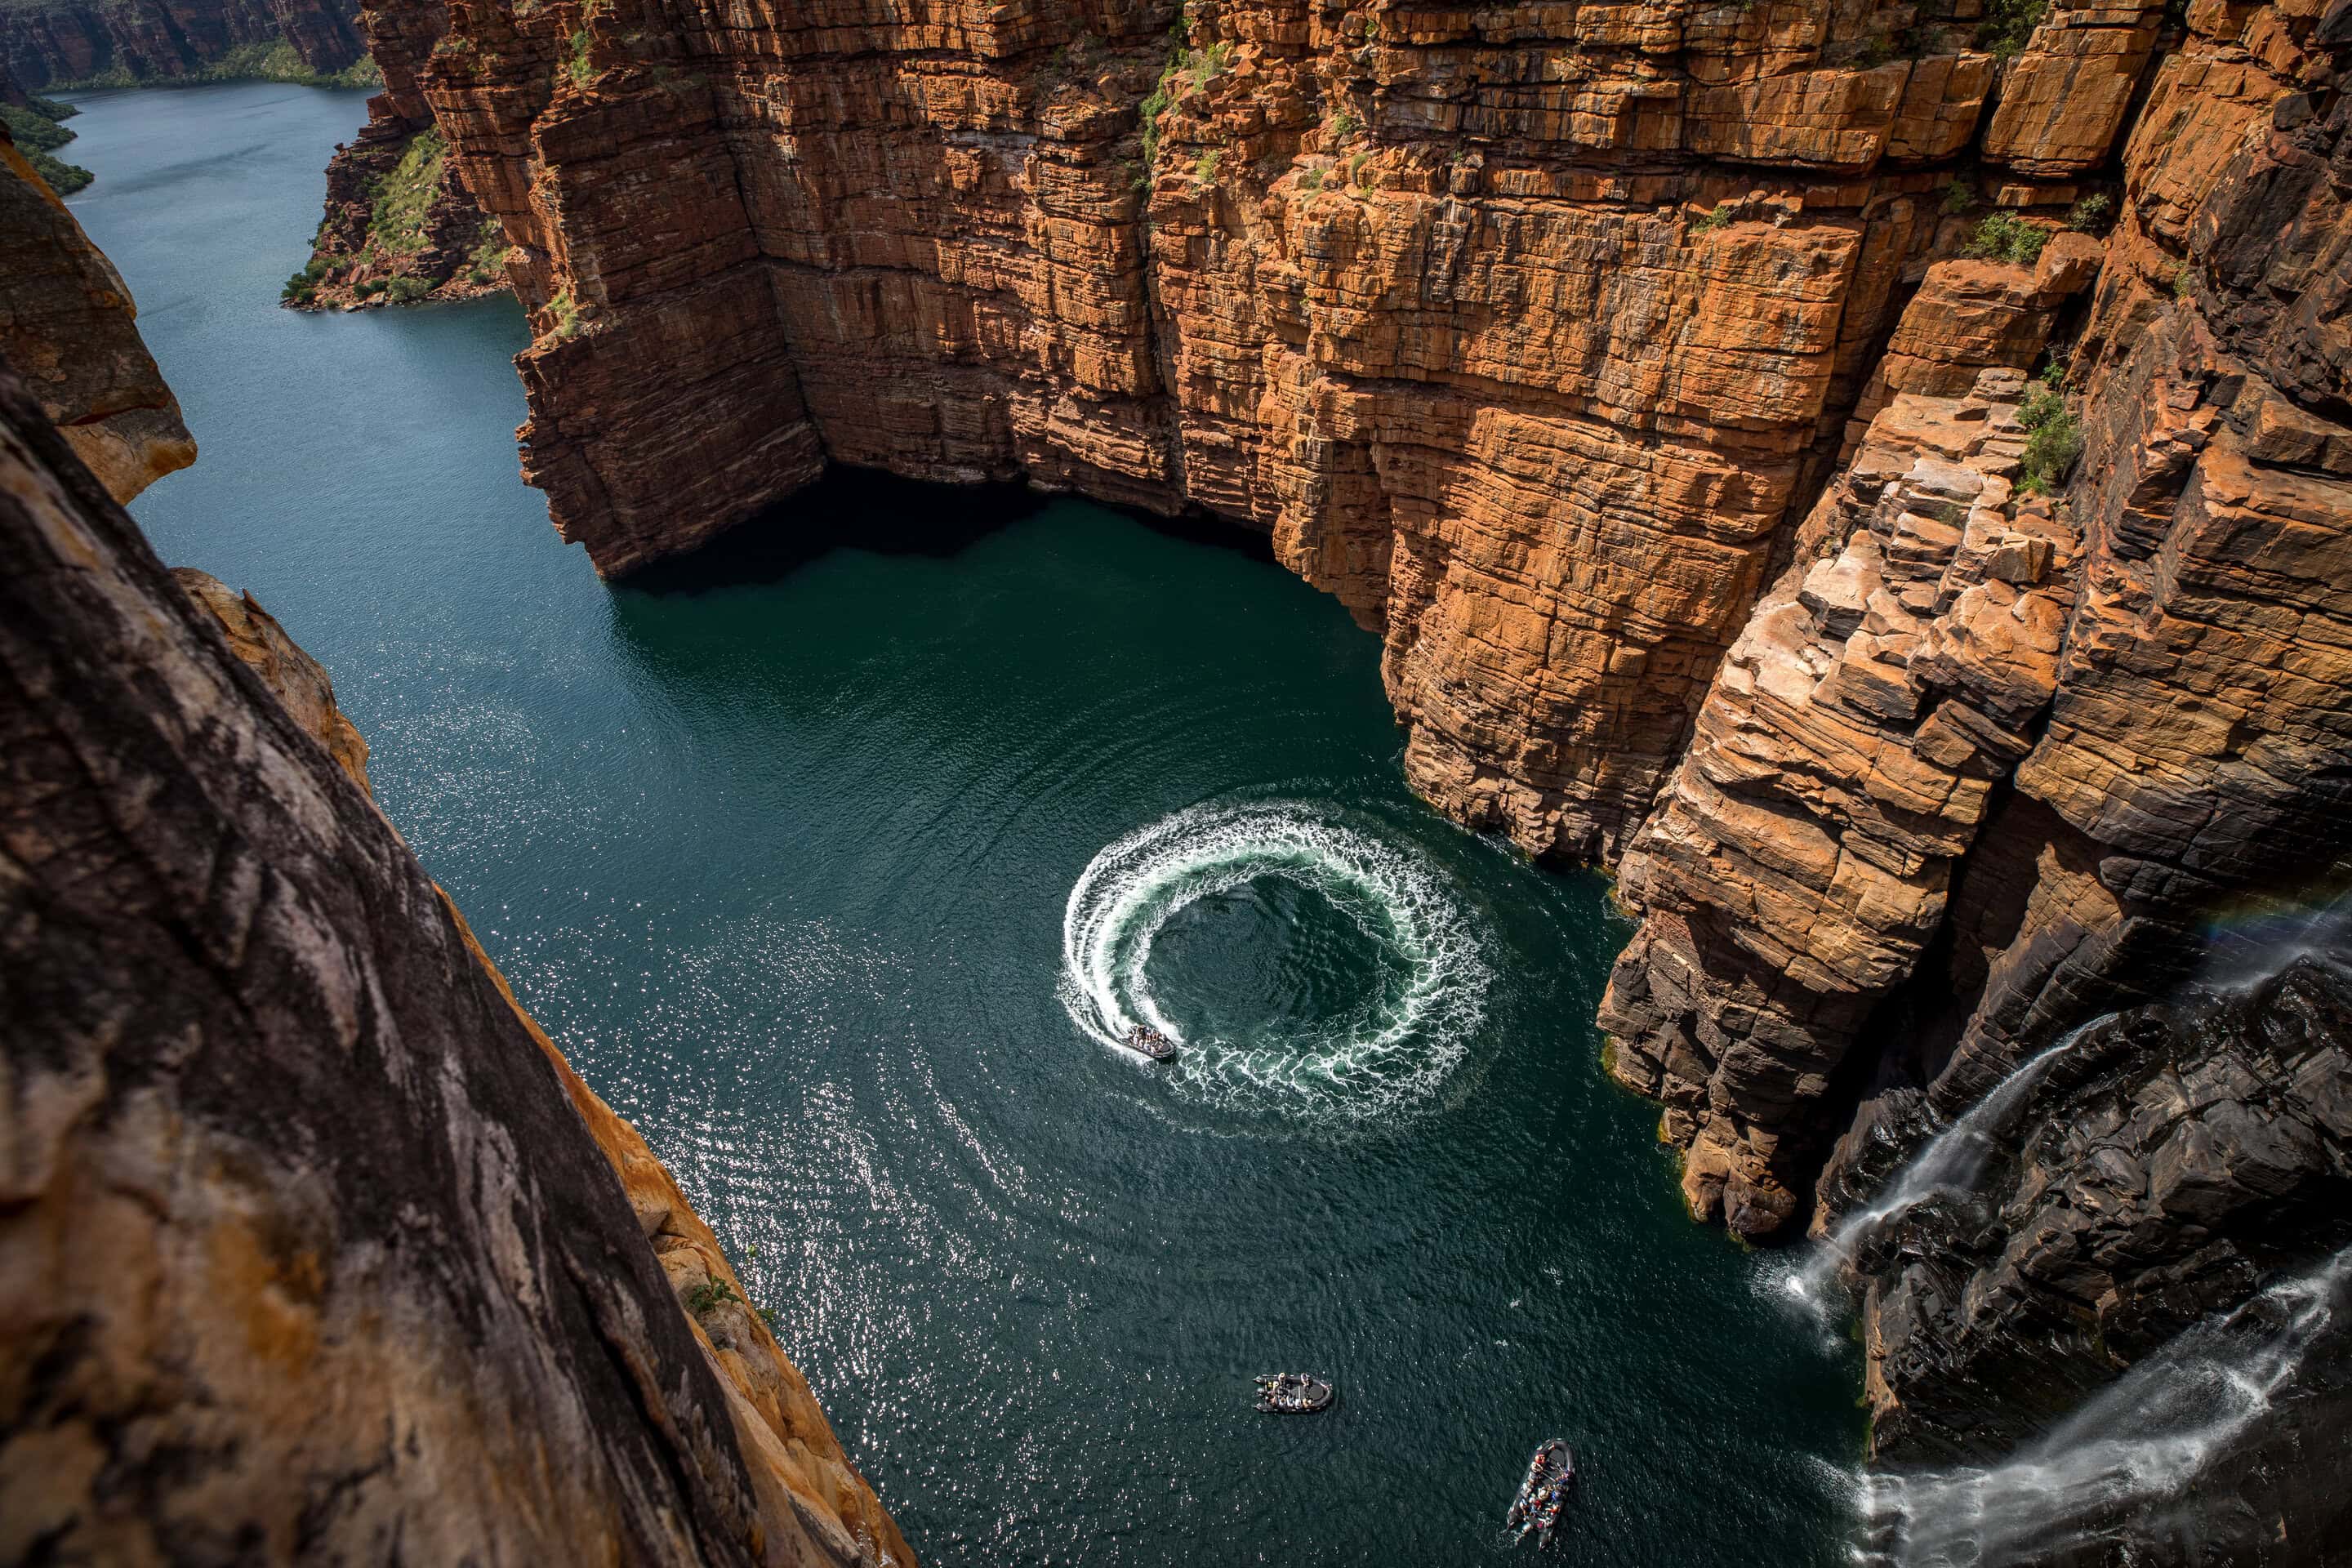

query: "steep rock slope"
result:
(0, 359), (908, 1558)
(366, 0), (2140, 860)
(0, 126), (194, 500)
(1602, 0), (2352, 1238)
(0, 0), (368, 87)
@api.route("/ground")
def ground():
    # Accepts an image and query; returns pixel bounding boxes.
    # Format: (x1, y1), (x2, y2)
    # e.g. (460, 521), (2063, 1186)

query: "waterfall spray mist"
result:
(1858, 1247), (2352, 1566)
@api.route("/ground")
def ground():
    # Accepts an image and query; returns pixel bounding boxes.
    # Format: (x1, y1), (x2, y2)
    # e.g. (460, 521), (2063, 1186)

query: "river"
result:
(61, 80), (1864, 1566)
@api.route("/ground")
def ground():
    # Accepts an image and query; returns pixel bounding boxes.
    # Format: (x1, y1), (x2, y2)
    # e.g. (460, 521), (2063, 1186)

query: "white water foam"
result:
(1058, 801), (1489, 1122)
(1859, 1246), (2352, 1566)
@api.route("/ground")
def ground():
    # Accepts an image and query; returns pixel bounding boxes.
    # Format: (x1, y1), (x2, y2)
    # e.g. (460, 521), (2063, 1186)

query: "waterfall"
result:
(1857, 1246), (2352, 1566)
(1775, 1021), (2101, 1321)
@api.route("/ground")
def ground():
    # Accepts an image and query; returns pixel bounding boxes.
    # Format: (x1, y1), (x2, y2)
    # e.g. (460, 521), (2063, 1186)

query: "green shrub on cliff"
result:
(1963, 212), (2050, 266)
(684, 1276), (740, 1316)
(546, 289), (583, 340)
(2065, 192), (2113, 233)
(566, 29), (596, 87)
(381, 275), (432, 305)
(2016, 381), (2082, 496)
(1687, 203), (1734, 235)
(1980, 0), (2048, 58)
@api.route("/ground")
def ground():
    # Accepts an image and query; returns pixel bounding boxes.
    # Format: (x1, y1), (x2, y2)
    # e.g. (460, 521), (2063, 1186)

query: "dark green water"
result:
(65, 82), (1866, 1565)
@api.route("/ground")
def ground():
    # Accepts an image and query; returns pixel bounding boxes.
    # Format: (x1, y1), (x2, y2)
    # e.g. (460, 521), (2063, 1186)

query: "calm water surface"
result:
(65, 82), (1866, 1565)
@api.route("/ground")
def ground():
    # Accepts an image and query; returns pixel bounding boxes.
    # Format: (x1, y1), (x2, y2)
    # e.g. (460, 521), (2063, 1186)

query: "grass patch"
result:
(1193, 148), (1217, 183)
(366, 128), (448, 259)
(1963, 212), (2049, 266)
(566, 29), (595, 89)
(546, 287), (582, 339)
(466, 218), (509, 284)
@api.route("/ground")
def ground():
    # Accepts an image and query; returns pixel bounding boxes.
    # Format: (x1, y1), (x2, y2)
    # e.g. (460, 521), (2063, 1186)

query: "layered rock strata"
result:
(0, 352), (906, 1558)
(0, 129), (194, 501)
(1604, 0), (2352, 1241)
(0, 0), (367, 87)
(364, 0), (2136, 859)
(1603, 355), (2090, 1234)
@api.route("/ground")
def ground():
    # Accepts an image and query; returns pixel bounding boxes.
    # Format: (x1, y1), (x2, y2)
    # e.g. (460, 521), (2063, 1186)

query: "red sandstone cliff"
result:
(292, 0), (507, 311)
(362, 0), (2151, 868)
(1604, 0), (2352, 1237)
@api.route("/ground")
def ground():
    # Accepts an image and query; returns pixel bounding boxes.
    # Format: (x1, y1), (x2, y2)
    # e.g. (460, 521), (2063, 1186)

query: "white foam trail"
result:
(1777, 1022), (2100, 1322)
(1058, 802), (1489, 1122)
(1860, 1246), (2352, 1566)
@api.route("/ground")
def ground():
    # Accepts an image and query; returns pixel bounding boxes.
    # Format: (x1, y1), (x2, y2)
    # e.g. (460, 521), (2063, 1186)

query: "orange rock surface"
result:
(1610, 0), (2352, 1236)
(0, 126), (194, 502)
(371, 0), (2076, 856)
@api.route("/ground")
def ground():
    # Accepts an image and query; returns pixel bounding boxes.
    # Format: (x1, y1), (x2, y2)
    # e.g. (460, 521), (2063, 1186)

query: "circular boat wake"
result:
(1058, 801), (1489, 1121)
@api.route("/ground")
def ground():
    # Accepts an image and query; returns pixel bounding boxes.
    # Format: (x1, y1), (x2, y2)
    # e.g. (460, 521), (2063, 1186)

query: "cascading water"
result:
(1058, 800), (1490, 1123)
(1858, 1246), (2352, 1566)
(1775, 1021), (2104, 1321)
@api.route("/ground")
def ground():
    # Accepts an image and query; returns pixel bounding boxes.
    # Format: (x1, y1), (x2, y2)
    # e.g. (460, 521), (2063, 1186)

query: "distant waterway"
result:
(64, 80), (1866, 1566)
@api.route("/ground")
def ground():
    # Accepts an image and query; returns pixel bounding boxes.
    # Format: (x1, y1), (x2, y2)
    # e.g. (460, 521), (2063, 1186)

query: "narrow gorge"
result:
(4, 0), (2350, 1557)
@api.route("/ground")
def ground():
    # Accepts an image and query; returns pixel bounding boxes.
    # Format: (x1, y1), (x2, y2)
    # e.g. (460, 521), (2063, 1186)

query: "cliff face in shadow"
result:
(0, 225), (910, 1562)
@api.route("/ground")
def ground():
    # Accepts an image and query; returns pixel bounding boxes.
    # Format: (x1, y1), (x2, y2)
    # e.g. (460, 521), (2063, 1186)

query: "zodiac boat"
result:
(1122, 1024), (1178, 1061)
(1253, 1372), (1335, 1414)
